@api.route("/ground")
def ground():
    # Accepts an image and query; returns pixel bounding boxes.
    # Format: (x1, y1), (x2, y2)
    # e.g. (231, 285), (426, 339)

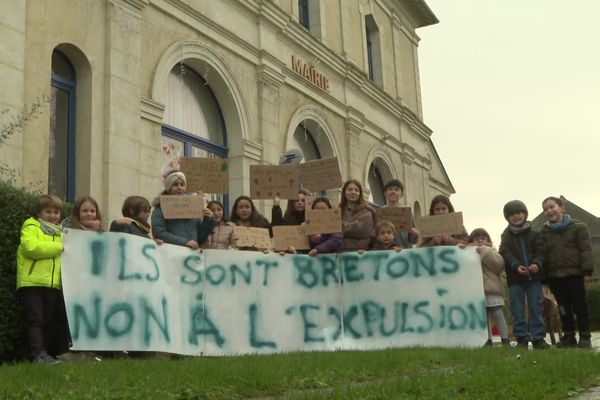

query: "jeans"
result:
(509, 280), (546, 341)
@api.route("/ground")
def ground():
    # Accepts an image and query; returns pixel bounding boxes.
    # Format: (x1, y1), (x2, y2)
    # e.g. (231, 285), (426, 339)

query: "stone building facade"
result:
(0, 0), (453, 221)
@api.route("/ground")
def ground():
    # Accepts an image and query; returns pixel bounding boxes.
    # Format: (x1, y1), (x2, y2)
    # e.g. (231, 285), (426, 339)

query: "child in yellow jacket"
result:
(16, 194), (70, 364)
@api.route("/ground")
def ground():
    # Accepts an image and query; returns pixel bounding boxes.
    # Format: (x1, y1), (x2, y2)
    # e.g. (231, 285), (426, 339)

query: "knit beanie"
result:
(503, 200), (528, 220)
(164, 171), (186, 192)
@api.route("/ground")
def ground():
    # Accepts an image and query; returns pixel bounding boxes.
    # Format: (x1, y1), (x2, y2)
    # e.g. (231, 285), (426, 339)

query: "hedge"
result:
(0, 179), (38, 362)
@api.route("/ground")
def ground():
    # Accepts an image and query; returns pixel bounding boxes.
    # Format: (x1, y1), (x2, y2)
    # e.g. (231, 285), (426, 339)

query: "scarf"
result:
(546, 214), (571, 231)
(508, 221), (532, 235)
(79, 219), (102, 231)
(38, 219), (63, 236)
(131, 218), (151, 234)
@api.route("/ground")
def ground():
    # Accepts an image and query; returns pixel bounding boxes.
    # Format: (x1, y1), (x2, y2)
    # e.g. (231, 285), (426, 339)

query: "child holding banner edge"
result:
(202, 200), (236, 250)
(307, 197), (343, 256)
(16, 194), (70, 364)
(151, 171), (215, 249)
(339, 179), (376, 251)
(381, 179), (419, 248)
(465, 228), (510, 347)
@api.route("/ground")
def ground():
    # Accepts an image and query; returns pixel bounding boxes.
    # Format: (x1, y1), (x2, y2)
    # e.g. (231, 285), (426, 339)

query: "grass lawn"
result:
(1, 347), (599, 399)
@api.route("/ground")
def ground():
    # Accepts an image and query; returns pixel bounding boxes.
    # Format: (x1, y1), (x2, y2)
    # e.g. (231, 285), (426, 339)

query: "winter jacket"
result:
(309, 232), (343, 254)
(498, 223), (544, 286)
(16, 217), (64, 290)
(201, 222), (236, 250)
(109, 219), (151, 239)
(151, 201), (215, 247)
(541, 218), (594, 278)
(370, 241), (397, 251)
(478, 246), (506, 297)
(341, 205), (376, 251)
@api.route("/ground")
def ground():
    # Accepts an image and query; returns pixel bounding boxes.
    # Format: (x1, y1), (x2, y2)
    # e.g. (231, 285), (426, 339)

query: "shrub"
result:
(0, 180), (38, 362)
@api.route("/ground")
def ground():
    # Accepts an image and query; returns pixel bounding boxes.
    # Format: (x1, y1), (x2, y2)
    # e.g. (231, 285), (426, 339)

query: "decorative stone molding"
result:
(140, 97), (165, 124)
(242, 139), (263, 162)
(257, 63), (286, 88)
(115, 0), (149, 12)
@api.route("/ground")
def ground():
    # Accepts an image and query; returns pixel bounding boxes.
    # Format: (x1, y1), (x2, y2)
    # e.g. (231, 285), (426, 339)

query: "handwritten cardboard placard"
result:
(179, 157), (229, 194)
(250, 165), (299, 199)
(160, 195), (204, 219)
(272, 225), (310, 251)
(298, 157), (342, 191)
(376, 207), (412, 232)
(304, 208), (342, 235)
(233, 226), (272, 249)
(417, 212), (464, 238)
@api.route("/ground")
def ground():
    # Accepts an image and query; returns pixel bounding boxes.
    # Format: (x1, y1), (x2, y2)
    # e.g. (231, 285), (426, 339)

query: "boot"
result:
(578, 333), (592, 349)
(556, 332), (577, 348)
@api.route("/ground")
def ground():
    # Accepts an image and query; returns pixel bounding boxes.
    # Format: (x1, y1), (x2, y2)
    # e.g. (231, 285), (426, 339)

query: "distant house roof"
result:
(531, 195), (600, 234)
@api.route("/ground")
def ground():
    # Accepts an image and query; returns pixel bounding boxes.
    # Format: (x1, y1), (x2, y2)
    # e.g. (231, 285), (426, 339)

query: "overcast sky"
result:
(418, 0), (600, 243)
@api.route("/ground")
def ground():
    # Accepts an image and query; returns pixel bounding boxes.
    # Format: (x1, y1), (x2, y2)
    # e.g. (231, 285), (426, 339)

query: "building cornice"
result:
(140, 96), (164, 124)
(155, 0), (432, 142)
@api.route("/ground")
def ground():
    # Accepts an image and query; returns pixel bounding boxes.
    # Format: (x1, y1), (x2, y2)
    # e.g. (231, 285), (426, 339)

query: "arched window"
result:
(292, 123), (321, 161)
(49, 50), (76, 201)
(367, 162), (385, 206)
(162, 63), (228, 205)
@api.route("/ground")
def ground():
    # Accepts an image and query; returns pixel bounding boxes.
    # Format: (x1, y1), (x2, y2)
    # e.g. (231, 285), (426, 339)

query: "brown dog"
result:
(542, 286), (562, 344)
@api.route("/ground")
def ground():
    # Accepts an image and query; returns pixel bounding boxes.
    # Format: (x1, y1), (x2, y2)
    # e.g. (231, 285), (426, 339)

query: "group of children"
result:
(16, 170), (594, 363)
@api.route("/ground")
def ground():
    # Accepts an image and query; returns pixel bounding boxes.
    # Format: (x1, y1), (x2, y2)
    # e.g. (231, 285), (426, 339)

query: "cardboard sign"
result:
(233, 226), (272, 249)
(250, 165), (299, 199)
(298, 157), (342, 191)
(160, 195), (204, 219)
(179, 157), (229, 194)
(272, 225), (310, 251)
(304, 208), (342, 235)
(417, 212), (464, 238)
(376, 207), (412, 232)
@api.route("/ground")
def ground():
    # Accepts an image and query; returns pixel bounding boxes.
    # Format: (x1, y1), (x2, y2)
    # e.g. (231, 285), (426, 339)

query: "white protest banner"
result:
(62, 229), (487, 356)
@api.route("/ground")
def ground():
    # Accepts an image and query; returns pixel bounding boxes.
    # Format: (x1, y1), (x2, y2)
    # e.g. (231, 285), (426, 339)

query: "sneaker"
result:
(578, 337), (592, 349)
(556, 335), (577, 348)
(483, 339), (493, 347)
(34, 352), (62, 365)
(516, 339), (529, 348)
(532, 339), (551, 349)
(501, 338), (511, 347)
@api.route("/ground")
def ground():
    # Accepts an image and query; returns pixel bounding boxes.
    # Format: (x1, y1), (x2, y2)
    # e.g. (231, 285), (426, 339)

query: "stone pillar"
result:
(344, 108), (364, 181)
(104, 0), (147, 220)
(0, 0), (27, 182)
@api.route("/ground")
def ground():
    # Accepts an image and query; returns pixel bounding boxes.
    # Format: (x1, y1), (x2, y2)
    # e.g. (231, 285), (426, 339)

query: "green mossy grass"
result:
(1, 347), (599, 399)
